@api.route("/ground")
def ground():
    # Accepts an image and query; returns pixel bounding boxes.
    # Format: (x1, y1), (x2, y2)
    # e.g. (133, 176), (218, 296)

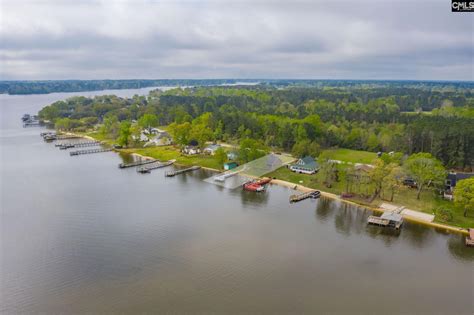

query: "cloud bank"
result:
(1, 0), (472, 80)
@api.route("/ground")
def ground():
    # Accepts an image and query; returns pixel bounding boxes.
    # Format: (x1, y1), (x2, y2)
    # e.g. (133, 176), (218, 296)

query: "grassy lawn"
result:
(268, 166), (474, 229)
(84, 131), (224, 170)
(120, 146), (223, 170)
(321, 148), (377, 164)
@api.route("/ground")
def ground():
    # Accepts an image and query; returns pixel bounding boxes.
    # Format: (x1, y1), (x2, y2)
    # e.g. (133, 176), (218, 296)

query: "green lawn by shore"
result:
(83, 131), (472, 229)
(268, 167), (473, 229)
(321, 148), (377, 164)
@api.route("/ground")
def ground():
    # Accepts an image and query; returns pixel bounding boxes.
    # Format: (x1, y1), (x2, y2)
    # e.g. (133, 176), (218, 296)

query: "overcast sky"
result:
(1, 0), (472, 80)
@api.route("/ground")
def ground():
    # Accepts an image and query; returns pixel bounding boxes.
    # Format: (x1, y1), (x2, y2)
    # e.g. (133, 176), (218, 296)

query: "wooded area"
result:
(38, 83), (474, 170)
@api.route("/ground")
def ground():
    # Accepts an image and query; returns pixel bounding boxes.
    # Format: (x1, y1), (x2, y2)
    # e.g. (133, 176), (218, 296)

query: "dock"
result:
(466, 229), (474, 247)
(42, 133), (82, 142)
(56, 141), (101, 149)
(119, 159), (158, 168)
(165, 165), (201, 177)
(137, 160), (175, 173)
(70, 148), (113, 156)
(368, 206), (404, 230)
(289, 190), (321, 203)
(23, 121), (41, 127)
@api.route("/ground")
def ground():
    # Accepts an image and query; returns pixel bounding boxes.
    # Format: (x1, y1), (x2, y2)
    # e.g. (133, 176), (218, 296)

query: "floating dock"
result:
(119, 159), (158, 168)
(368, 206), (404, 230)
(137, 160), (175, 173)
(70, 148), (113, 156)
(289, 190), (321, 203)
(165, 165), (201, 177)
(466, 229), (474, 247)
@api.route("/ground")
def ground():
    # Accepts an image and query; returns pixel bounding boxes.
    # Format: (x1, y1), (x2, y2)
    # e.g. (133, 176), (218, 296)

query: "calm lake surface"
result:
(1, 88), (473, 314)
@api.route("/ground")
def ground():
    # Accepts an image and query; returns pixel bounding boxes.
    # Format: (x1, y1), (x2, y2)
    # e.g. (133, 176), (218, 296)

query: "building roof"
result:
(447, 172), (474, 185)
(224, 162), (238, 167)
(381, 212), (403, 222)
(292, 156), (318, 169)
(205, 144), (221, 151)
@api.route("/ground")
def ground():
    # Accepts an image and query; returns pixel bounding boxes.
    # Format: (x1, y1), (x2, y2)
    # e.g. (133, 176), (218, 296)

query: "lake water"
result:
(1, 88), (473, 314)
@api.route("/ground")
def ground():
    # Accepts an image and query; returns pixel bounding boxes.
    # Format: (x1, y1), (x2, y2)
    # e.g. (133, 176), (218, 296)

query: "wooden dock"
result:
(289, 190), (321, 203)
(43, 133), (82, 142)
(70, 148), (113, 156)
(165, 165), (201, 177)
(466, 229), (474, 247)
(57, 141), (101, 149)
(23, 121), (41, 127)
(119, 159), (158, 168)
(368, 206), (404, 230)
(137, 160), (175, 173)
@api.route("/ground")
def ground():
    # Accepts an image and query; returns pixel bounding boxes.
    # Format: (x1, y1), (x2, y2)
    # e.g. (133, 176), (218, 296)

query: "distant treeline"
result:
(0, 79), (256, 95)
(38, 85), (474, 170)
(1, 79), (473, 100)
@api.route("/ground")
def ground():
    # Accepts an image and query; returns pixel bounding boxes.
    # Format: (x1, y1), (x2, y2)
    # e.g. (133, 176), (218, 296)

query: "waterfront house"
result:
(289, 156), (319, 174)
(203, 144), (221, 155)
(444, 172), (474, 200)
(224, 162), (238, 170)
(182, 145), (201, 155)
(445, 172), (474, 192)
(182, 140), (201, 155)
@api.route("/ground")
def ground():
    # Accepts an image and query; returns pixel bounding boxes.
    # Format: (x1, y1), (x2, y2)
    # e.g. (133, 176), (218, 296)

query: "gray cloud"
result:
(0, 0), (472, 80)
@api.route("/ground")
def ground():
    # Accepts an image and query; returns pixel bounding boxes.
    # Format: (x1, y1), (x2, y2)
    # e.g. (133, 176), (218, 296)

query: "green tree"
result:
(404, 153), (446, 200)
(291, 140), (320, 158)
(382, 164), (404, 202)
(138, 113), (159, 133)
(100, 115), (120, 138)
(239, 138), (266, 163)
(214, 147), (227, 168)
(454, 177), (474, 217)
(117, 121), (132, 147)
(168, 122), (191, 146)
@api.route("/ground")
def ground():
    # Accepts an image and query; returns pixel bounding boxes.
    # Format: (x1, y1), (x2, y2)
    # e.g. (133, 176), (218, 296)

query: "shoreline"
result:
(66, 131), (470, 236)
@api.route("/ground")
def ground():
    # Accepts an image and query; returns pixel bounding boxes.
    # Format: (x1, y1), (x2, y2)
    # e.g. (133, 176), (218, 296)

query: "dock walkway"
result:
(137, 160), (175, 173)
(119, 159), (158, 168)
(57, 141), (101, 149)
(165, 166), (201, 177)
(289, 190), (321, 203)
(70, 148), (113, 156)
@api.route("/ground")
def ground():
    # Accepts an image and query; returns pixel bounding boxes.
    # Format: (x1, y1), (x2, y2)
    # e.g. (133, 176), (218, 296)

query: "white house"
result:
(203, 144), (221, 155)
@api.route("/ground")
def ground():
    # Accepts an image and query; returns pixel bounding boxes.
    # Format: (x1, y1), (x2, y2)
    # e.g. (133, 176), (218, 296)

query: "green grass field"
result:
(321, 148), (377, 164)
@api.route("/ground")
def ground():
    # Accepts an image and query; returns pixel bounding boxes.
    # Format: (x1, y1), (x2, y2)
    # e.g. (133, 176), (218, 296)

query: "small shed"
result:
(224, 162), (238, 171)
(182, 145), (201, 155)
(227, 151), (238, 160)
(290, 156), (319, 174)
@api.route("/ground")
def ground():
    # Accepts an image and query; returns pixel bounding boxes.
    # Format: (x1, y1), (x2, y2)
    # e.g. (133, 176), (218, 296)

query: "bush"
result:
(435, 207), (453, 222)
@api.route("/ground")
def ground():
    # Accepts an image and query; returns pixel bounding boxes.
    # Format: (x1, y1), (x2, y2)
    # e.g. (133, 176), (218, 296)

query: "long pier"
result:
(119, 159), (158, 168)
(165, 165), (201, 177)
(70, 148), (113, 156)
(289, 190), (321, 203)
(57, 141), (101, 149)
(137, 160), (175, 173)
